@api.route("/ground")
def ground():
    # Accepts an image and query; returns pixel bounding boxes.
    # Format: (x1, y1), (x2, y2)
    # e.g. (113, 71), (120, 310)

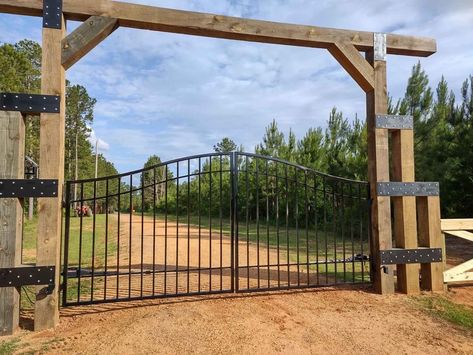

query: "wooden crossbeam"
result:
(0, 0), (436, 57)
(441, 219), (473, 231)
(62, 16), (118, 70)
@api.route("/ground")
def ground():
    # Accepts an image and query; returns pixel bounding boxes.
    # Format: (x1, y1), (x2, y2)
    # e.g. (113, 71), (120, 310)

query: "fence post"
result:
(365, 34), (395, 294)
(230, 152), (239, 292)
(0, 111), (25, 335)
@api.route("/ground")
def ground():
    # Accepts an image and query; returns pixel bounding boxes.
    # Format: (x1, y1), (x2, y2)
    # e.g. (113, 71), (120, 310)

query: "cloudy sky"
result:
(0, 0), (472, 173)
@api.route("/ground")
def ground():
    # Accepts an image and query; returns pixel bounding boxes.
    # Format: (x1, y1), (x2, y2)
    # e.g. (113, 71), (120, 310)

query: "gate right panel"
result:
(234, 153), (371, 292)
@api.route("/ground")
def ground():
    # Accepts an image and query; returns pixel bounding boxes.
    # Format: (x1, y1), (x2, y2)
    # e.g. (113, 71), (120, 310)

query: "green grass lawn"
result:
(413, 296), (473, 330)
(23, 213), (118, 268)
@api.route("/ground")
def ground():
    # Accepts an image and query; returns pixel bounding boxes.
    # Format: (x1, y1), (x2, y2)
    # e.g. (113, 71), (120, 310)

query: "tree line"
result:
(142, 63), (472, 219)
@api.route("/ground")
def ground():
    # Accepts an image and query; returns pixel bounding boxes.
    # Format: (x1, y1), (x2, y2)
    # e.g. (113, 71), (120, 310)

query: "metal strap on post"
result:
(0, 179), (58, 198)
(380, 248), (442, 265)
(0, 266), (55, 288)
(376, 182), (439, 196)
(43, 0), (63, 29)
(375, 114), (413, 130)
(0, 93), (60, 114)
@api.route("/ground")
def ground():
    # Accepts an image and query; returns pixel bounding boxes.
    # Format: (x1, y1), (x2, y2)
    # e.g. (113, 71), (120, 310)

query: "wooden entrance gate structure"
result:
(0, 0), (444, 335)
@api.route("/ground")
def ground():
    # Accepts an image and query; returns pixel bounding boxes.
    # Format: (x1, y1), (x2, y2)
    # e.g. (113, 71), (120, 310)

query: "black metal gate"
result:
(62, 152), (370, 306)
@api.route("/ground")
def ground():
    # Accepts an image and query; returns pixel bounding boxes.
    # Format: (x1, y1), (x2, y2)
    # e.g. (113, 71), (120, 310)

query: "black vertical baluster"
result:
(285, 165), (290, 287)
(265, 160), (270, 289)
(141, 173), (145, 297)
(359, 184), (364, 282)
(62, 182), (71, 306)
(323, 177), (328, 284)
(255, 159), (260, 289)
(164, 164), (168, 295)
(332, 180), (337, 284)
(314, 175), (319, 286)
(176, 163), (179, 294)
(116, 178), (121, 299)
(305, 172), (309, 286)
(198, 158), (201, 292)
(104, 179), (109, 300)
(275, 163), (280, 288)
(91, 180), (97, 302)
(78, 183), (84, 303)
(230, 152), (238, 292)
(341, 182), (346, 282)
(245, 156), (250, 289)
(219, 155), (223, 290)
(350, 184), (355, 283)
(295, 169), (300, 287)
(187, 159), (191, 293)
(128, 175), (133, 298)
(209, 157), (212, 291)
(152, 168), (156, 296)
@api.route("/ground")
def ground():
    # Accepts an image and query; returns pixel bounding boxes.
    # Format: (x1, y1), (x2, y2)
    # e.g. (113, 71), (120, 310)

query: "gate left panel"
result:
(62, 153), (233, 306)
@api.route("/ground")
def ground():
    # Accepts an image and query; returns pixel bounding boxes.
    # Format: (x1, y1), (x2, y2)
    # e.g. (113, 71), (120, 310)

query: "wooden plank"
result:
(444, 259), (473, 279)
(444, 230), (473, 242)
(417, 196), (444, 292)
(34, 17), (66, 331)
(391, 129), (419, 294)
(366, 51), (394, 294)
(0, 0), (437, 57)
(0, 111), (24, 336)
(441, 219), (473, 231)
(327, 41), (374, 92)
(62, 16), (118, 70)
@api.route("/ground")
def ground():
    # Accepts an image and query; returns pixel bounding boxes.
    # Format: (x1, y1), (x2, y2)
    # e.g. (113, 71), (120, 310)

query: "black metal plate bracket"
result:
(43, 0), (63, 29)
(0, 179), (58, 198)
(0, 266), (55, 288)
(380, 248), (442, 265)
(377, 182), (439, 196)
(375, 114), (413, 130)
(1, 93), (60, 114)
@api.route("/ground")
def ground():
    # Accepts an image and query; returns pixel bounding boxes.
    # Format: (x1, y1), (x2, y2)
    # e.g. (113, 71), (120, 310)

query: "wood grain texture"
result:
(366, 52), (395, 295)
(417, 196), (444, 292)
(34, 18), (66, 331)
(328, 41), (374, 92)
(62, 16), (118, 70)
(0, 111), (24, 335)
(391, 129), (419, 294)
(0, 0), (436, 56)
(441, 219), (473, 231)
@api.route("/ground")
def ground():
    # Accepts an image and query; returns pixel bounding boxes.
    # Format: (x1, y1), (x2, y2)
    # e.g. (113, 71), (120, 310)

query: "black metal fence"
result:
(62, 152), (370, 306)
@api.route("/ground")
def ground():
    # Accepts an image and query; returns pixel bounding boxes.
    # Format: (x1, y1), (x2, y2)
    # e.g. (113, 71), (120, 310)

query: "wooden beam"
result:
(0, 0), (437, 57)
(444, 230), (473, 243)
(366, 51), (395, 294)
(391, 129), (420, 294)
(34, 16), (66, 331)
(0, 111), (24, 336)
(441, 219), (473, 231)
(62, 16), (118, 70)
(328, 41), (374, 92)
(417, 196), (444, 292)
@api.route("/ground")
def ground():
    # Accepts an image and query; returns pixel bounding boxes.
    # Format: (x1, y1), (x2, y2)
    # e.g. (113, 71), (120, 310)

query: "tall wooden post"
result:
(366, 34), (395, 294)
(34, 16), (66, 330)
(392, 130), (420, 294)
(0, 111), (24, 335)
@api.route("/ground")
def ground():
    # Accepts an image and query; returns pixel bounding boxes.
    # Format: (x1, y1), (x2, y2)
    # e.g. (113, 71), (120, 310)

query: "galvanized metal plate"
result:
(1, 93), (60, 114)
(377, 182), (439, 196)
(374, 33), (386, 61)
(43, 0), (63, 29)
(380, 248), (442, 265)
(0, 266), (55, 287)
(0, 179), (58, 198)
(376, 115), (413, 130)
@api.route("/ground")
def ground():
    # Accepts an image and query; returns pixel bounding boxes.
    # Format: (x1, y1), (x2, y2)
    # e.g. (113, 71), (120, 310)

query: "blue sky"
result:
(1, 0), (472, 174)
